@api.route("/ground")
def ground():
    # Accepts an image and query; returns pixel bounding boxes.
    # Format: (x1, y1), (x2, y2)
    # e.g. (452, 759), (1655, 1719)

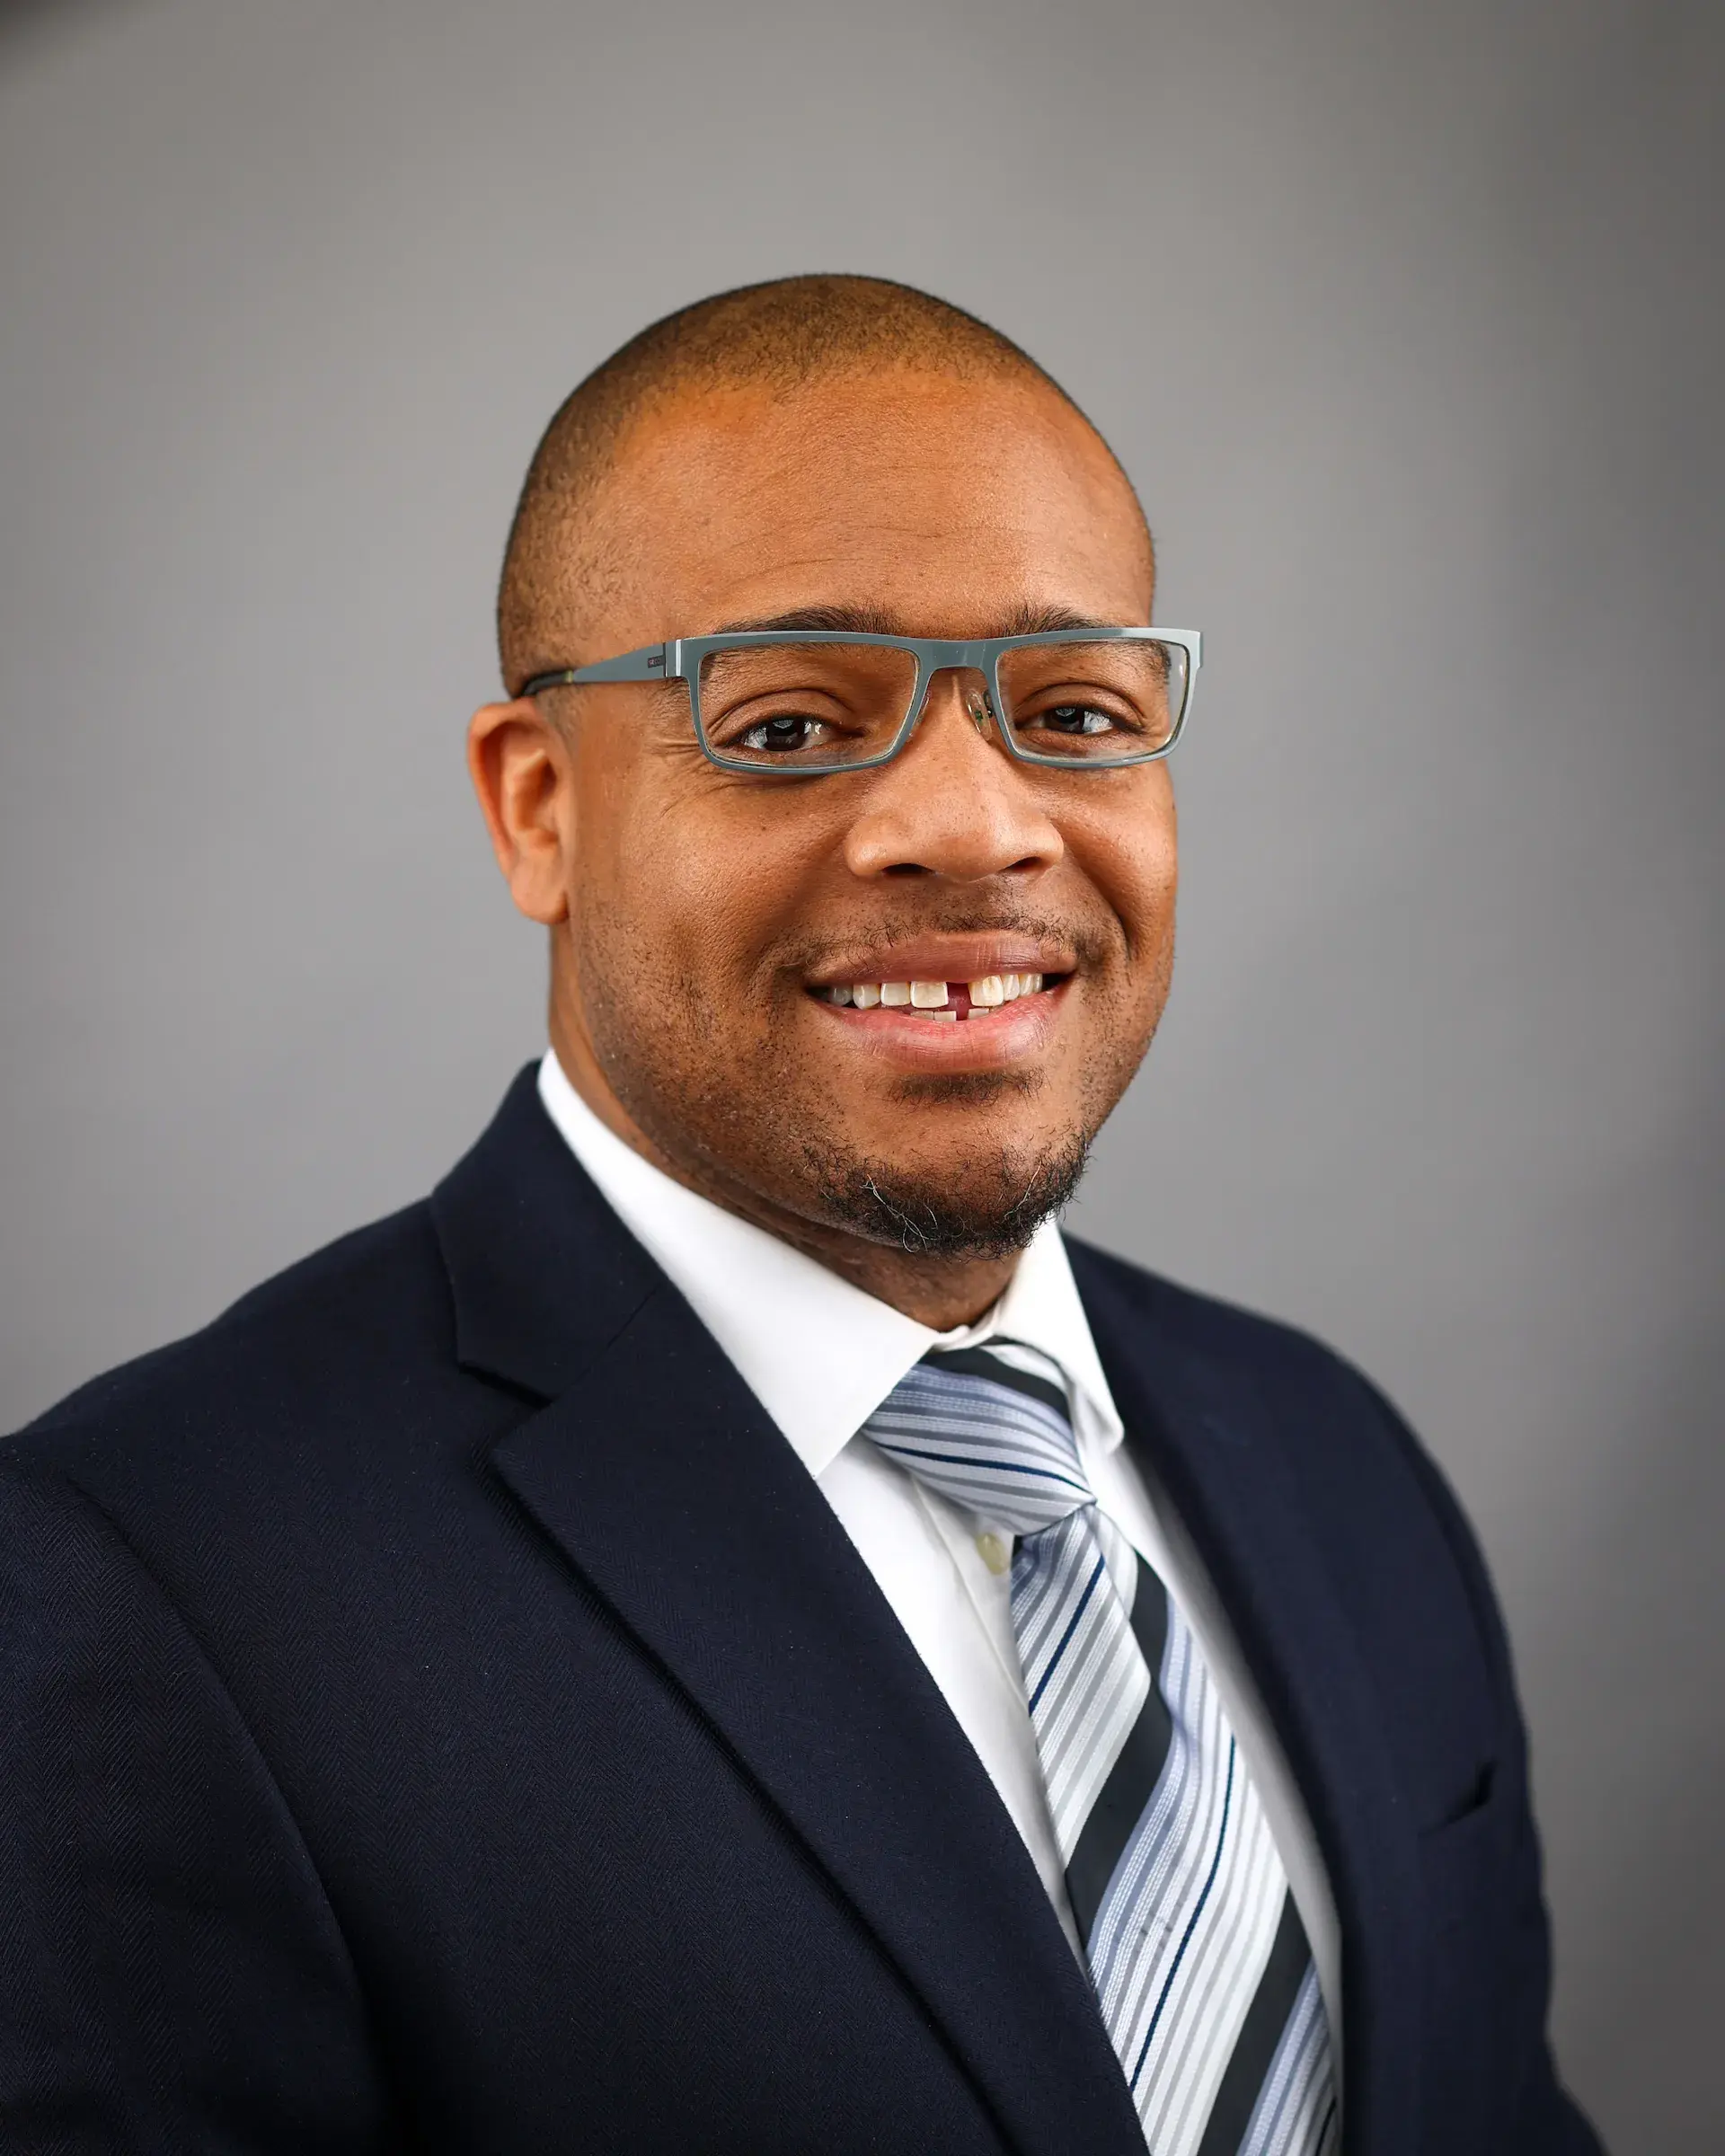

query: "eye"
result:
(735, 712), (834, 754)
(1039, 702), (1119, 736)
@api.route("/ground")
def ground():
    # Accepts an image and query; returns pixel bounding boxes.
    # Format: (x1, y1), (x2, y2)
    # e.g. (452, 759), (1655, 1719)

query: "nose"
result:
(841, 667), (1066, 884)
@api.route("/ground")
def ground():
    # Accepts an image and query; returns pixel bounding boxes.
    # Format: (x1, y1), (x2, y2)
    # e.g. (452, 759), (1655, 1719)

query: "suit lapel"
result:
(432, 1074), (1146, 2156)
(1068, 1243), (1422, 2156)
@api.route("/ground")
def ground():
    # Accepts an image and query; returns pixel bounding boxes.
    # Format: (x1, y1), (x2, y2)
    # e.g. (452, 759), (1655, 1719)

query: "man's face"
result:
(486, 367), (1176, 1257)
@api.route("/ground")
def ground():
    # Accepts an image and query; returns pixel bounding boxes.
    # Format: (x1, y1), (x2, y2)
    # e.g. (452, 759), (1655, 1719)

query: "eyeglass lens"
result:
(694, 641), (1186, 770)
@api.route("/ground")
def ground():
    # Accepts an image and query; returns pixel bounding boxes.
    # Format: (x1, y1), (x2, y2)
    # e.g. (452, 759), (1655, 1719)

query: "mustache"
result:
(776, 903), (1120, 976)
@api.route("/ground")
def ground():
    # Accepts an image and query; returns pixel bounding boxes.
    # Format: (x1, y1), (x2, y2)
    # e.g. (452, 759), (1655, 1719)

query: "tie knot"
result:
(862, 1344), (1093, 1537)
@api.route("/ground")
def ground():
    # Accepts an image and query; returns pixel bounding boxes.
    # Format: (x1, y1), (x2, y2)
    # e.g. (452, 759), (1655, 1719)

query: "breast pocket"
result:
(1419, 1762), (1504, 1926)
(1416, 1771), (1513, 2152)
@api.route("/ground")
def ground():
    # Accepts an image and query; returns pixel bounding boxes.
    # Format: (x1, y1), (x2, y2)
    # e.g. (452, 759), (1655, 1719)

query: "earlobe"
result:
(466, 698), (574, 926)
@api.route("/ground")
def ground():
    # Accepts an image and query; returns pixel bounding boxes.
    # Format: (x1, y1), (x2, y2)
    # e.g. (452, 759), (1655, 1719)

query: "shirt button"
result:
(976, 1531), (1011, 1577)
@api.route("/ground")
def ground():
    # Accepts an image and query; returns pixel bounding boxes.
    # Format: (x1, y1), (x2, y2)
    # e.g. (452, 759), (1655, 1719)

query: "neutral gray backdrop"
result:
(3, 1), (1720, 2146)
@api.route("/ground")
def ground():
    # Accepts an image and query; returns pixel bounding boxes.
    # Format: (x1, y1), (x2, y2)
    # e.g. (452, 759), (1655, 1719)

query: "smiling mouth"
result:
(809, 971), (1060, 1021)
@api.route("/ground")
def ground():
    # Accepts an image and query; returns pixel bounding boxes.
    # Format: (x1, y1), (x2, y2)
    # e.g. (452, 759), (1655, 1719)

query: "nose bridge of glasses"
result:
(907, 643), (998, 740)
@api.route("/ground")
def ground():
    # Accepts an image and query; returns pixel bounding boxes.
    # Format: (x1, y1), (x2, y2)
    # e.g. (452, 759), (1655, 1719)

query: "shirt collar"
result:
(536, 1049), (1123, 1478)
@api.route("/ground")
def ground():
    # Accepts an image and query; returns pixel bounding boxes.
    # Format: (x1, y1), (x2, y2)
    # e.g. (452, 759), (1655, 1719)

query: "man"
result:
(0, 276), (1600, 2155)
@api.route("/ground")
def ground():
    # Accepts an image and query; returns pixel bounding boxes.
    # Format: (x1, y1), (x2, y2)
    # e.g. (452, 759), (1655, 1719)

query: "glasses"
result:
(521, 627), (1200, 775)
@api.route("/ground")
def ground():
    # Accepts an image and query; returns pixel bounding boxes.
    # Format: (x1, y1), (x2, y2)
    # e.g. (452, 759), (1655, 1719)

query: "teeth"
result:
(931, 1010), (958, 1023)
(821, 972), (1051, 1011)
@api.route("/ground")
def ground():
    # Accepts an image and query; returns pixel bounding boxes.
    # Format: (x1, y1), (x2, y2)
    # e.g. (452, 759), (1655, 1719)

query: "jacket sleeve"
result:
(0, 1461), (395, 2154)
(1380, 1403), (1607, 2155)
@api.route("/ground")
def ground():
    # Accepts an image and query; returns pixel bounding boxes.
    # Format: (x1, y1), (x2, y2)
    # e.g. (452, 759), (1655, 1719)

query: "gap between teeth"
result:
(823, 972), (1046, 1013)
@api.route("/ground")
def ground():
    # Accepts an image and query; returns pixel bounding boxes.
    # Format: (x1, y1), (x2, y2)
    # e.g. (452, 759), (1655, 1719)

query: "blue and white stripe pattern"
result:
(863, 1344), (1337, 2156)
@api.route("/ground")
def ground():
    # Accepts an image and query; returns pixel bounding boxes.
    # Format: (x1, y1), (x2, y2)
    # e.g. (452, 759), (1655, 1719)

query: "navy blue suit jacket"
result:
(1, 1070), (1602, 2154)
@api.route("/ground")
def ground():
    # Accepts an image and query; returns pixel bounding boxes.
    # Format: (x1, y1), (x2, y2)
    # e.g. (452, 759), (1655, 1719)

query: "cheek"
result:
(1070, 780), (1178, 967)
(579, 768), (827, 1003)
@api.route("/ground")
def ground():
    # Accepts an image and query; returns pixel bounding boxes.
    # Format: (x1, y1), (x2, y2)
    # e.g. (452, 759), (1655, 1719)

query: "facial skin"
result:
(469, 367), (1177, 1328)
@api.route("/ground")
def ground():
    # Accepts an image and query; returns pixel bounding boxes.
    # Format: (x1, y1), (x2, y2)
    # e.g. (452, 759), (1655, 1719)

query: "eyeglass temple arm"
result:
(520, 643), (677, 696)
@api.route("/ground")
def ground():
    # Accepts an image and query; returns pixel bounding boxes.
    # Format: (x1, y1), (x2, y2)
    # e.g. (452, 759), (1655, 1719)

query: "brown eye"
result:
(1039, 704), (1118, 736)
(734, 713), (834, 754)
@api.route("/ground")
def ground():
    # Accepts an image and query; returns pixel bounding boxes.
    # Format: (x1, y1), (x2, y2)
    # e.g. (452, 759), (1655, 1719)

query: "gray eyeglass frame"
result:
(520, 625), (1201, 775)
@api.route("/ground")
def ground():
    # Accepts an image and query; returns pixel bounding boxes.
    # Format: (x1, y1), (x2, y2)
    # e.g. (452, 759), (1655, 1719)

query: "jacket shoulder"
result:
(1065, 1233), (1517, 1714)
(1065, 1231), (1449, 1503)
(4, 1200), (457, 1480)
(1064, 1233), (1385, 1409)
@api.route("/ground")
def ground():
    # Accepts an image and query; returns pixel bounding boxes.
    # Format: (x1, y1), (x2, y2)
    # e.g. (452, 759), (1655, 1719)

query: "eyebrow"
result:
(705, 601), (1125, 638)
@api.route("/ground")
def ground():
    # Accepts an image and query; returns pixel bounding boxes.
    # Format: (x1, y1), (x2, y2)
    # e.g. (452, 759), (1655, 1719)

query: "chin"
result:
(803, 1129), (1091, 1259)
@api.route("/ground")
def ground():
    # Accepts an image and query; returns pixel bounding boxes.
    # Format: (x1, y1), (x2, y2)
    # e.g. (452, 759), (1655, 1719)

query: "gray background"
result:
(3, 1), (1720, 2144)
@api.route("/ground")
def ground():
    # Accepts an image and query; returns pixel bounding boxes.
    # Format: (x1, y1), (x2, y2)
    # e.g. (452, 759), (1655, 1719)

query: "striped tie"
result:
(863, 1343), (1338, 2156)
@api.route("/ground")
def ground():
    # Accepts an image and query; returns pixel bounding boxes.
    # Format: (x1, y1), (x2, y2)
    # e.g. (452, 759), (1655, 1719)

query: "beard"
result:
(586, 956), (1109, 1259)
(793, 1097), (1092, 1258)
(568, 893), (1157, 1268)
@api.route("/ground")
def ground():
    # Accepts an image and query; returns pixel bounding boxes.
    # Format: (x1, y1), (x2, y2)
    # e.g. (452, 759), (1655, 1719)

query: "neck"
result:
(548, 1017), (1022, 1331)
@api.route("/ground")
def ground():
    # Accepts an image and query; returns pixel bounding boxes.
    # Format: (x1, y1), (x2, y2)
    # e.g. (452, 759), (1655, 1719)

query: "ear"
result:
(466, 698), (576, 925)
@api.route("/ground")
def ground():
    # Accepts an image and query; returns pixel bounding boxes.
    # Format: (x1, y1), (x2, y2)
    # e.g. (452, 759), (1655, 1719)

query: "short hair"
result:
(496, 274), (1128, 694)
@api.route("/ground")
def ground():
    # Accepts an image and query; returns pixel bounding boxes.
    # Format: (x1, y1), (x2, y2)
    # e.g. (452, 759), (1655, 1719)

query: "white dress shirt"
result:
(536, 1050), (1341, 2052)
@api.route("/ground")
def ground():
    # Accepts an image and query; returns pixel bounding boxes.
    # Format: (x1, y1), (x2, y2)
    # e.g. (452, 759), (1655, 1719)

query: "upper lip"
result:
(803, 937), (1075, 986)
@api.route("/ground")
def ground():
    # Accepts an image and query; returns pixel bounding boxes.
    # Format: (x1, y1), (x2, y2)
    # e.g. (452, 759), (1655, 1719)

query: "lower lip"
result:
(807, 981), (1069, 1068)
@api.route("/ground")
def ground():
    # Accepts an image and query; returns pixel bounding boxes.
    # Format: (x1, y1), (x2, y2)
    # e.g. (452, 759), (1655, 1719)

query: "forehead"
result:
(583, 368), (1154, 644)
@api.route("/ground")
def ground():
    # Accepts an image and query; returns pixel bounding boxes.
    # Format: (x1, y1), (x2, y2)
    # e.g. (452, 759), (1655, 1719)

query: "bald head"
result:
(496, 273), (1144, 694)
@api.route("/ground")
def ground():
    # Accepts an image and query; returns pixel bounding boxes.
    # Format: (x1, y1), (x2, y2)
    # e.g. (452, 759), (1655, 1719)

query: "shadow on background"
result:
(0, 0), (118, 37)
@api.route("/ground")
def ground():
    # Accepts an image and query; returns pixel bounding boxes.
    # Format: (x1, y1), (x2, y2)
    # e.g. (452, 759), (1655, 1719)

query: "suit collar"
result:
(431, 1072), (1148, 2156)
(534, 1047), (937, 1474)
(1067, 1241), (1424, 2156)
(429, 1065), (664, 1401)
(534, 1047), (1128, 1478)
